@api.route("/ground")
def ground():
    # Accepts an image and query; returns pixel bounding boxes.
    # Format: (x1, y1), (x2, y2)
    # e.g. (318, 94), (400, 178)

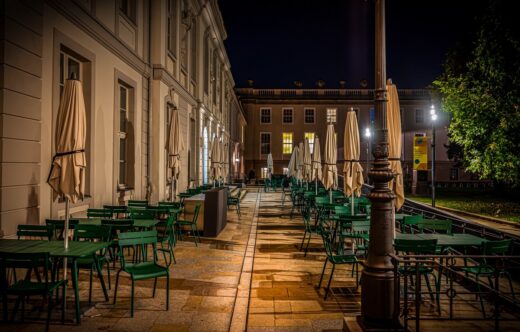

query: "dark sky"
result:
(219, 0), (488, 89)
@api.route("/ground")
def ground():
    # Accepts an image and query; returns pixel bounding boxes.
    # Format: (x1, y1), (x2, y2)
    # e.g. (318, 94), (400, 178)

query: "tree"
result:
(434, 1), (520, 185)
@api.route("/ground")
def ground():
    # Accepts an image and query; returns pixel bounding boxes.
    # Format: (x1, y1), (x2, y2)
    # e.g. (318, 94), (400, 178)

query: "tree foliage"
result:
(434, 2), (520, 185)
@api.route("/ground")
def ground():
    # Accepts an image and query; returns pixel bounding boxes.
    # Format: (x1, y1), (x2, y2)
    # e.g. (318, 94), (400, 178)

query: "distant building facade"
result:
(0, 0), (246, 236)
(237, 87), (479, 191)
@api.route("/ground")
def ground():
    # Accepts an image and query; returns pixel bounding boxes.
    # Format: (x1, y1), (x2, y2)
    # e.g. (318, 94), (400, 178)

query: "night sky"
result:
(219, 0), (488, 89)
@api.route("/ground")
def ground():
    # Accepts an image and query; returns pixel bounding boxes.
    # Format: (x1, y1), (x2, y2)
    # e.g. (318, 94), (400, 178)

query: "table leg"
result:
(71, 259), (81, 324)
(94, 256), (109, 301)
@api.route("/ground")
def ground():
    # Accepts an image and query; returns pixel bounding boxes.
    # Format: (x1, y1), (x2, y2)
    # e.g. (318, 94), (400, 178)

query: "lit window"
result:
(283, 108), (293, 124)
(282, 132), (293, 154)
(304, 132), (315, 151)
(260, 108), (271, 124)
(304, 108), (315, 123)
(261, 167), (268, 179)
(260, 132), (271, 154)
(326, 108), (337, 123)
(415, 109), (424, 124)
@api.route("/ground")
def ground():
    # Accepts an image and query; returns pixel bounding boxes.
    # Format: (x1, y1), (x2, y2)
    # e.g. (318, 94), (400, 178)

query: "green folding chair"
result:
(17, 224), (54, 241)
(113, 230), (169, 317)
(0, 252), (67, 332)
(176, 204), (201, 246)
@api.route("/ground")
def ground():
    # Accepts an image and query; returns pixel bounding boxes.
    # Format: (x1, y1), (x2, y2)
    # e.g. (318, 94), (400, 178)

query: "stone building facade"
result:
(237, 87), (478, 191)
(0, 0), (246, 236)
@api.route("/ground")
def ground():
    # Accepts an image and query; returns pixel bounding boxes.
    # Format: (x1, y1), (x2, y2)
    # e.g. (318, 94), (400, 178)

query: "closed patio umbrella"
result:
(297, 141), (304, 182)
(387, 79), (404, 210)
(303, 138), (312, 182)
(287, 146), (299, 178)
(165, 109), (184, 201)
(210, 136), (220, 185)
(312, 135), (322, 194)
(221, 141), (228, 184)
(267, 153), (273, 179)
(323, 124), (338, 202)
(343, 108), (364, 215)
(47, 76), (87, 281)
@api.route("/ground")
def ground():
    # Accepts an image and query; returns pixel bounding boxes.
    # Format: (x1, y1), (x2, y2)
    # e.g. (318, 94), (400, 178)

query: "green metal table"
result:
(78, 218), (159, 229)
(395, 233), (487, 248)
(0, 239), (110, 324)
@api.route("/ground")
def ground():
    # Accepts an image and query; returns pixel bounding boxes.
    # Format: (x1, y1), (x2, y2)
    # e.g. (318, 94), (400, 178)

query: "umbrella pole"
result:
(329, 189), (332, 204)
(63, 196), (70, 311)
(351, 194), (355, 216)
(171, 179), (175, 202)
(315, 179), (318, 195)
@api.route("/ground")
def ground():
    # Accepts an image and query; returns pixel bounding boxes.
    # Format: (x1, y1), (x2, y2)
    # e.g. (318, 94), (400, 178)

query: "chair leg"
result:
(113, 270), (121, 305)
(318, 260), (328, 288)
(300, 230), (308, 251)
(355, 262), (359, 290)
(152, 277), (157, 297)
(325, 264), (336, 300)
(424, 274), (434, 302)
(106, 260), (112, 290)
(61, 282), (66, 324)
(304, 232), (312, 256)
(191, 224), (198, 247)
(46, 293), (53, 332)
(506, 273), (515, 300)
(88, 267), (93, 305)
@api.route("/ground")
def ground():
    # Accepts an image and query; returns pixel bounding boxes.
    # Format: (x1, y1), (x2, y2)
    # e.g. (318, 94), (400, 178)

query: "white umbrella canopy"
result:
(267, 153), (274, 178)
(343, 109), (364, 198)
(303, 138), (312, 181)
(387, 80), (405, 210)
(297, 141), (304, 181)
(48, 79), (87, 203)
(165, 109), (185, 200)
(322, 124), (338, 190)
(220, 140), (228, 183)
(210, 136), (220, 182)
(287, 146), (299, 178)
(312, 136), (322, 182)
(47, 77), (87, 282)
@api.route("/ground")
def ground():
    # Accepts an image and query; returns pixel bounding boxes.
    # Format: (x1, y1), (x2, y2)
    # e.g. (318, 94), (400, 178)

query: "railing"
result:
(235, 88), (430, 99)
(390, 253), (520, 332)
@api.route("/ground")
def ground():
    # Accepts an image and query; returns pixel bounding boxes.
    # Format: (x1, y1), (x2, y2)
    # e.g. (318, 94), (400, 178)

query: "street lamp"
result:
(364, 127), (371, 182)
(430, 105), (437, 207)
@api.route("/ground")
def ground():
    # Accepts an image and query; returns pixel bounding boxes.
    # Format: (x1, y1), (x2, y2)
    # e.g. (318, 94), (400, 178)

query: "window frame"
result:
(282, 108), (293, 124)
(119, 0), (137, 24)
(304, 108), (315, 124)
(326, 108), (337, 123)
(167, 0), (178, 58)
(304, 132), (315, 152)
(260, 108), (272, 124)
(260, 132), (271, 155)
(282, 132), (293, 154)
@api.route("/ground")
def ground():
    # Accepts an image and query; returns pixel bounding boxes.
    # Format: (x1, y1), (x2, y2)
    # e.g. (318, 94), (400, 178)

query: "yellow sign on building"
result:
(413, 136), (428, 170)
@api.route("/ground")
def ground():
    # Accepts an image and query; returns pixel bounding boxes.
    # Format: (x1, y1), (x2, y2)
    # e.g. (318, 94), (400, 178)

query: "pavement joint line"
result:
(229, 188), (261, 332)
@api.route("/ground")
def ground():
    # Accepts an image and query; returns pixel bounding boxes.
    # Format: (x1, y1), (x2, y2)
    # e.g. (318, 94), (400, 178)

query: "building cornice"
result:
(153, 65), (198, 107)
(46, 0), (151, 78)
(235, 88), (432, 102)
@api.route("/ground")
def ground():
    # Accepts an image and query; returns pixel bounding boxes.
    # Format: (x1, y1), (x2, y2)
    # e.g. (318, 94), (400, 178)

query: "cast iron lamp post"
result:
(430, 105), (437, 207)
(361, 0), (398, 327)
(364, 127), (371, 183)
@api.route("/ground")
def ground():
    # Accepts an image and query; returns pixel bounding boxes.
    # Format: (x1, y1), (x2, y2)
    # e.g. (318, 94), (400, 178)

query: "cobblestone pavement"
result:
(0, 190), (258, 332)
(2, 189), (519, 332)
(247, 191), (359, 332)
